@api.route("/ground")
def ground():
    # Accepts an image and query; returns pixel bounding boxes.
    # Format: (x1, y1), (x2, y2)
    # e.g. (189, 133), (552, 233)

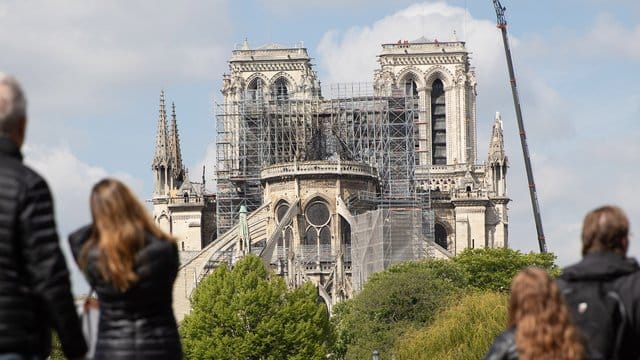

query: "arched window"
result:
(275, 202), (292, 259)
(247, 78), (264, 101)
(272, 77), (289, 101)
(435, 223), (448, 249)
(304, 199), (331, 261)
(403, 76), (418, 98)
(431, 79), (446, 165)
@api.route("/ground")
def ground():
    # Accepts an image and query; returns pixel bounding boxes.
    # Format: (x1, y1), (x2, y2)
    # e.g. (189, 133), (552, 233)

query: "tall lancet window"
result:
(247, 78), (264, 101)
(431, 79), (446, 165)
(273, 77), (289, 101)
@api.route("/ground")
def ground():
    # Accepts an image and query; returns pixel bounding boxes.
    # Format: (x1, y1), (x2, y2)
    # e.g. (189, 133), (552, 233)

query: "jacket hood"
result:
(561, 251), (640, 282)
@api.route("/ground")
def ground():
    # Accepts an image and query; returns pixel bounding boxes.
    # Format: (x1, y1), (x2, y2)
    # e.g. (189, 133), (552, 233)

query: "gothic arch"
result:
(302, 196), (332, 248)
(245, 73), (269, 91)
(157, 213), (171, 234)
(396, 67), (425, 90)
(268, 71), (298, 91)
(274, 199), (292, 224)
(423, 66), (454, 90)
(301, 193), (333, 211)
(434, 221), (453, 250)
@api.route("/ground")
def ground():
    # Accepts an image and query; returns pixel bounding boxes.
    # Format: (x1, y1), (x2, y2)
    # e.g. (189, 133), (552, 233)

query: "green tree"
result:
(180, 255), (332, 360)
(394, 291), (508, 360)
(332, 259), (467, 359)
(453, 247), (560, 292)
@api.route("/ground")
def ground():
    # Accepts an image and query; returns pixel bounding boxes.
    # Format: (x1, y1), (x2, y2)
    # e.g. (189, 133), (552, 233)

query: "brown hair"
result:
(508, 267), (583, 360)
(581, 205), (629, 256)
(81, 178), (174, 291)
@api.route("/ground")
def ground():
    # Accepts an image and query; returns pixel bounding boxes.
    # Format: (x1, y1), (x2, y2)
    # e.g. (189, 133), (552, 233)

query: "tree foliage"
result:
(394, 291), (508, 360)
(453, 247), (560, 292)
(180, 255), (332, 360)
(333, 248), (560, 359)
(332, 259), (466, 359)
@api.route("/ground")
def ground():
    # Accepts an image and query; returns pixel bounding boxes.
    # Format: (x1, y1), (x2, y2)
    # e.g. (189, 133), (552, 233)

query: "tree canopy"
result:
(453, 247), (560, 292)
(332, 259), (466, 359)
(332, 248), (559, 359)
(394, 291), (508, 360)
(180, 255), (333, 360)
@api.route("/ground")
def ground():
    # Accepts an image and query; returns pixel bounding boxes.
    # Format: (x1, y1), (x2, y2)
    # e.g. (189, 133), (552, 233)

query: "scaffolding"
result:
(215, 83), (433, 258)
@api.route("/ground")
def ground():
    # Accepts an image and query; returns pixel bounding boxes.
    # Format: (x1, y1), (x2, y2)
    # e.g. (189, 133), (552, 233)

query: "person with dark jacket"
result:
(69, 178), (182, 360)
(485, 267), (583, 360)
(559, 205), (640, 360)
(0, 73), (87, 360)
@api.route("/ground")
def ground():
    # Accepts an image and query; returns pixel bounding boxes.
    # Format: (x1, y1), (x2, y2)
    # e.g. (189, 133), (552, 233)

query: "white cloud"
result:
(0, 0), (231, 119)
(576, 13), (640, 61)
(23, 144), (143, 294)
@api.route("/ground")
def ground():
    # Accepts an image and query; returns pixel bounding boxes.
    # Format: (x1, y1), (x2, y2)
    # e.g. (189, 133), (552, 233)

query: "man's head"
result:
(0, 73), (27, 147)
(582, 205), (629, 256)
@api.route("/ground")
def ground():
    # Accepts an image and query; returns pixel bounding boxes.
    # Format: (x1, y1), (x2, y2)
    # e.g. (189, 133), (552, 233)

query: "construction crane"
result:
(492, 0), (548, 253)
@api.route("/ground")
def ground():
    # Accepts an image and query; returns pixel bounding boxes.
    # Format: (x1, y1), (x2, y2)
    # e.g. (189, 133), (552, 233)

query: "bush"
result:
(332, 259), (466, 359)
(395, 291), (508, 360)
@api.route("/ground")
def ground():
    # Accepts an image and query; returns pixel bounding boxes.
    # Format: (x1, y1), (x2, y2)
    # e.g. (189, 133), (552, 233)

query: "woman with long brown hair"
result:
(69, 178), (182, 359)
(485, 267), (583, 360)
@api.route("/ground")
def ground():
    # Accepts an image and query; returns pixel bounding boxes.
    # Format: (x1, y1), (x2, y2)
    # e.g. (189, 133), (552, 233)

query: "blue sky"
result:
(1, 0), (639, 292)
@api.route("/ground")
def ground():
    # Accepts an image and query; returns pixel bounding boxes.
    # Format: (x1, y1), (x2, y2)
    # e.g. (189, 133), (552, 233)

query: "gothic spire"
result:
(152, 90), (169, 169)
(168, 102), (184, 181)
(487, 112), (507, 165)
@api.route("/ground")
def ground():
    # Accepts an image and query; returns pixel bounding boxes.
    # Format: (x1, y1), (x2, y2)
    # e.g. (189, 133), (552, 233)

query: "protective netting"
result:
(351, 208), (429, 291)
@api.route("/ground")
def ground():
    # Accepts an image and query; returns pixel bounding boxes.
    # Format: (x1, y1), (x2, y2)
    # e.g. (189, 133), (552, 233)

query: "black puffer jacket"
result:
(0, 137), (87, 358)
(485, 327), (519, 360)
(69, 225), (182, 360)
(561, 252), (640, 360)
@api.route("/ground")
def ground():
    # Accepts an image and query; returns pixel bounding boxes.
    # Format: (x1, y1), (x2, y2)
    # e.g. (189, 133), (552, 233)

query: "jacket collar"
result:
(0, 135), (23, 161)
(561, 251), (640, 281)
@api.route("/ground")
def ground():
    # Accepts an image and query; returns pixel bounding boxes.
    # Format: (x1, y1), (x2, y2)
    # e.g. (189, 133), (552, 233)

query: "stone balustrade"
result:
(261, 161), (378, 181)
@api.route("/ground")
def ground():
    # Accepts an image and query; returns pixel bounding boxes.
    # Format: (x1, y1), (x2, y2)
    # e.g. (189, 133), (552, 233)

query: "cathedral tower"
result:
(151, 92), (215, 260)
(372, 37), (508, 253)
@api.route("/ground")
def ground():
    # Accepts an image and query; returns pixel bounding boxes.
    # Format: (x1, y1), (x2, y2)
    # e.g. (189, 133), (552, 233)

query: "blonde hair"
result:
(508, 267), (583, 360)
(81, 178), (174, 291)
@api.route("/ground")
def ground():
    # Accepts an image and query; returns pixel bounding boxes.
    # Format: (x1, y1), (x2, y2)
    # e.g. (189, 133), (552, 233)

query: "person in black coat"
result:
(485, 268), (583, 360)
(0, 73), (87, 360)
(559, 205), (640, 360)
(69, 178), (182, 360)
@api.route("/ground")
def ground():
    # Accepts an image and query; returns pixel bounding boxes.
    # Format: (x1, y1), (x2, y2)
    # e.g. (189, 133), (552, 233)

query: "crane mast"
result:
(492, 0), (548, 253)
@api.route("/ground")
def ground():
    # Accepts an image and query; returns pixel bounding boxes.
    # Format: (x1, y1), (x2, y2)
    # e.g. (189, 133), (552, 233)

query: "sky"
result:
(1, 0), (639, 293)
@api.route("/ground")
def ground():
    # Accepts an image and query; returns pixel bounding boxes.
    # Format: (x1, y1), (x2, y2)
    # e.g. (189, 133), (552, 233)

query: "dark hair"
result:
(581, 205), (629, 256)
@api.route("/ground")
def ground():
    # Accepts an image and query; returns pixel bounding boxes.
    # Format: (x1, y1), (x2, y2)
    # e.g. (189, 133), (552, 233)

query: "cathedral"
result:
(152, 37), (510, 321)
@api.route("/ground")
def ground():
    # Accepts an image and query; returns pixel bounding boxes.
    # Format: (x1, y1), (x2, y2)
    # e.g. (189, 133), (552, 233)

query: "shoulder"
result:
(68, 224), (93, 260)
(613, 265), (640, 298)
(0, 157), (48, 198)
(141, 233), (178, 263)
(485, 328), (518, 360)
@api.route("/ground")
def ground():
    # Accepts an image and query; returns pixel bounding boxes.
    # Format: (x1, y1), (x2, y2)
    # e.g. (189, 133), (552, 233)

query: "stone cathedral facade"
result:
(154, 37), (510, 321)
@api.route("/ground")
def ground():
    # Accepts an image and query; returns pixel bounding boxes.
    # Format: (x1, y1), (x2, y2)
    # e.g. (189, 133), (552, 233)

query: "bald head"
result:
(0, 73), (27, 147)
